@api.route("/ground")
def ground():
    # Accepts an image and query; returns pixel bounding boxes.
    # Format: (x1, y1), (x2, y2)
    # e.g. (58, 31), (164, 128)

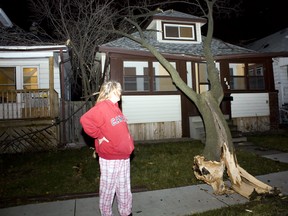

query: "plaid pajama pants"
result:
(99, 157), (132, 216)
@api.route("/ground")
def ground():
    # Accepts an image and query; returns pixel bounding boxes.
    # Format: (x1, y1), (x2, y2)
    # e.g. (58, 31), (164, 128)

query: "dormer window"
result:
(163, 22), (196, 41)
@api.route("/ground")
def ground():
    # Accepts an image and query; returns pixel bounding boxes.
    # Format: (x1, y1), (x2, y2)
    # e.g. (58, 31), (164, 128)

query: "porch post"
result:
(49, 57), (55, 117)
(269, 91), (279, 129)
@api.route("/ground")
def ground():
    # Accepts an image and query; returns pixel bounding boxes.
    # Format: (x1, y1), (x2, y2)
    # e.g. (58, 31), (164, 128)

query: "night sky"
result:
(213, 0), (288, 44)
(1, 0), (287, 45)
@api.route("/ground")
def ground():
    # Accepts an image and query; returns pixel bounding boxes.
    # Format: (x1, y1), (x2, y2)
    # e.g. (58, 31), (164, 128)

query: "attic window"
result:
(163, 22), (196, 41)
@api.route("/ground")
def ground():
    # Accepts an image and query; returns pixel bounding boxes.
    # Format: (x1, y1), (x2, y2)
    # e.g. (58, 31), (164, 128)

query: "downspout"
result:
(59, 49), (66, 146)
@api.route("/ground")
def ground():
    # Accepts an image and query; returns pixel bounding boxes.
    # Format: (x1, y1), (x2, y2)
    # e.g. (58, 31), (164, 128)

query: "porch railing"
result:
(0, 89), (59, 120)
(280, 105), (288, 124)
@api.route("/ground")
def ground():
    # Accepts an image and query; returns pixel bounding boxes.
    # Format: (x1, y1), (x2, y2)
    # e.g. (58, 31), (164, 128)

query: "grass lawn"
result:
(192, 196), (288, 216)
(1, 135), (288, 213)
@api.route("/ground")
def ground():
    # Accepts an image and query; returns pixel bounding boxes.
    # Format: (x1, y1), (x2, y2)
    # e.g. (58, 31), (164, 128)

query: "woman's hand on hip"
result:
(99, 137), (109, 145)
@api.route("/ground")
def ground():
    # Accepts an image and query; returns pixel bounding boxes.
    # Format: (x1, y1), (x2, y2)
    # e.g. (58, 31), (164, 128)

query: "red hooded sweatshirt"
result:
(80, 100), (134, 160)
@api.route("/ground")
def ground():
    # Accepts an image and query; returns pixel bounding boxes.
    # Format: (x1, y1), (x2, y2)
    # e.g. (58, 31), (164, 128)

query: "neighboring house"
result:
(0, 45), (71, 153)
(97, 10), (280, 141)
(0, 9), (72, 153)
(246, 28), (288, 124)
(0, 8), (13, 28)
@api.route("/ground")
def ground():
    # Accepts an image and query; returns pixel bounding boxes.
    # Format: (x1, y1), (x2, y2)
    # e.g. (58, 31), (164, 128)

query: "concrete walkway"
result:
(1, 151), (288, 216)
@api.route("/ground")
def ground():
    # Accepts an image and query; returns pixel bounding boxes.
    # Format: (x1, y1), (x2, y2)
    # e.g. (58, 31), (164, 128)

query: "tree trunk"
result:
(193, 93), (277, 199)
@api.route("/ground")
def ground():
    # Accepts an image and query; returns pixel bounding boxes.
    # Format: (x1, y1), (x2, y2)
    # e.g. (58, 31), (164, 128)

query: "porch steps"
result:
(227, 119), (248, 143)
(189, 115), (247, 143)
(189, 116), (205, 141)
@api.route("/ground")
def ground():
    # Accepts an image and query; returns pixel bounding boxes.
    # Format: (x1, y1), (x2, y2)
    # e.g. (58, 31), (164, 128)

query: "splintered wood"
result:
(193, 143), (276, 199)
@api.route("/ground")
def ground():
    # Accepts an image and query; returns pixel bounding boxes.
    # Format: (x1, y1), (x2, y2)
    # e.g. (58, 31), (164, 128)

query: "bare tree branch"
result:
(28, 0), (119, 101)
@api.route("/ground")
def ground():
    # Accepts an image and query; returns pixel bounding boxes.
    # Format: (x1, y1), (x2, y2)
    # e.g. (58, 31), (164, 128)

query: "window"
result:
(229, 63), (265, 90)
(196, 63), (210, 93)
(163, 22), (196, 41)
(0, 67), (16, 91)
(229, 63), (246, 90)
(23, 67), (38, 89)
(0, 67), (16, 102)
(0, 66), (39, 103)
(123, 61), (177, 92)
(123, 61), (149, 92)
(248, 63), (265, 90)
(153, 62), (176, 91)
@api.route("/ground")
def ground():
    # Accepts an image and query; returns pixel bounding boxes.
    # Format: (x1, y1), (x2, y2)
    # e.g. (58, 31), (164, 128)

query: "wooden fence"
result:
(60, 100), (93, 147)
(0, 100), (92, 154)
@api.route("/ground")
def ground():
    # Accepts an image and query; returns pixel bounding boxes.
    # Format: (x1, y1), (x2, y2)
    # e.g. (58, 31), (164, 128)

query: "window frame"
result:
(0, 67), (16, 90)
(196, 62), (210, 93)
(122, 60), (178, 94)
(229, 62), (265, 91)
(162, 22), (196, 41)
(22, 66), (39, 90)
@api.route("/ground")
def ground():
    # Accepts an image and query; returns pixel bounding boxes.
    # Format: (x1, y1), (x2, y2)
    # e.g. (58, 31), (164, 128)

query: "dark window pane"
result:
(249, 77), (265, 90)
(165, 26), (178, 37)
(124, 67), (136, 76)
(0, 67), (16, 86)
(124, 77), (149, 92)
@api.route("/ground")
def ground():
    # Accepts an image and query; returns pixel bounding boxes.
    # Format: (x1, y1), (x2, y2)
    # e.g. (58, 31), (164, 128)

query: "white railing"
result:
(280, 106), (288, 124)
(0, 89), (58, 119)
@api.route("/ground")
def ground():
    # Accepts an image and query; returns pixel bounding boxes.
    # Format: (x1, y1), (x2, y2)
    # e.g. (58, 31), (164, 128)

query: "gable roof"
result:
(246, 27), (288, 53)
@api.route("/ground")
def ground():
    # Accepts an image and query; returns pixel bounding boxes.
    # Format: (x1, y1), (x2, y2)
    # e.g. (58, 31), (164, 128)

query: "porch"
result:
(0, 89), (59, 120)
(0, 89), (60, 153)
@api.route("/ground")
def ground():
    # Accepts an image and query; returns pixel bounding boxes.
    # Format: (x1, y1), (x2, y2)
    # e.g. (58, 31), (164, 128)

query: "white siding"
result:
(186, 62), (192, 88)
(0, 51), (54, 58)
(0, 57), (61, 96)
(53, 55), (61, 95)
(122, 95), (181, 124)
(231, 93), (269, 118)
(273, 57), (288, 105)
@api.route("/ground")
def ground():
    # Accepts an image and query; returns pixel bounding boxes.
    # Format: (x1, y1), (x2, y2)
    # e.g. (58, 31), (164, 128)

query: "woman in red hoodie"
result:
(80, 81), (134, 216)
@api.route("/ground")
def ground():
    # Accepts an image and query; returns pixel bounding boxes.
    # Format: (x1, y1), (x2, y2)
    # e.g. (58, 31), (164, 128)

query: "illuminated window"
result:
(23, 67), (38, 89)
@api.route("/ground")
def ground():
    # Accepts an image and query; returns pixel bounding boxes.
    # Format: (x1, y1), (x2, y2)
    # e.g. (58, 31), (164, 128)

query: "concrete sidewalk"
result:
(0, 169), (287, 216)
(1, 152), (288, 216)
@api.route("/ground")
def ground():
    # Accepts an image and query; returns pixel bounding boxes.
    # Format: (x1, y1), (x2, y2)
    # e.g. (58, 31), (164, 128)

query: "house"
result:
(0, 8), (13, 28)
(246, 27), (288, 124)
(97, 10), (279, 141)
(0, 9), (72, 153)
(0, 45), (71, 153)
